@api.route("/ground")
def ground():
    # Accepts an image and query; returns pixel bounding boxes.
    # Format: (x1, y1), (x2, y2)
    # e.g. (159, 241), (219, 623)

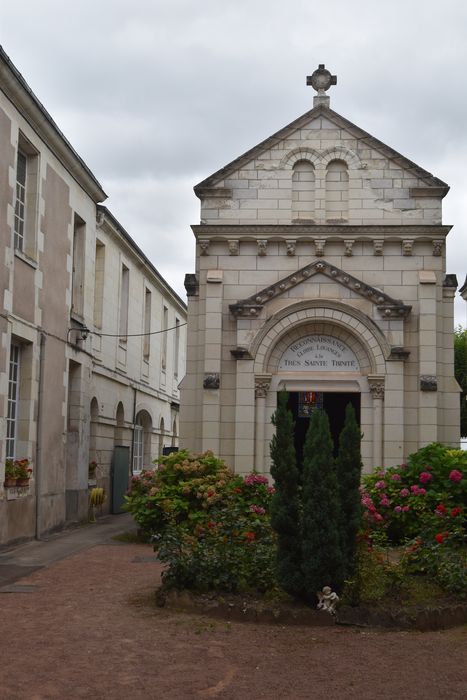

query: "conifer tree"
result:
(270, 390), (303, 597)
(335, 403), (363, 579)
(301, 409), (344, 600)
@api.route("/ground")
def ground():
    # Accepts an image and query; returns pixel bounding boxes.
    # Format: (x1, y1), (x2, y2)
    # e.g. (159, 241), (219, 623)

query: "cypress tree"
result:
(335, 403), (363, 579)
(270, 390), (303, 597)
(301, 409), (344, 600)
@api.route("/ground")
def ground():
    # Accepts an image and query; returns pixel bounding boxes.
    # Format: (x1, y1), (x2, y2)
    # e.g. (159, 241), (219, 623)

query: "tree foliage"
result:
(454, 326), (467, 437)
(335, 403), (362, 578)
(301, 409), (345, 599)
(269, 390), (303, 596)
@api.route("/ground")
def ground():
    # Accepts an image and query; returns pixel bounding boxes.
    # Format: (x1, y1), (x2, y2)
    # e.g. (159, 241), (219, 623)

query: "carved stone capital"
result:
(420, 375), (437, 392)
(255, 374), (272, 399)
(228, 239), (239, 256)
(286, 240), (296, 256)
(257, 239), (268, 256)
(199, 239), (210, 256)
(203, 373), (220, 390)
(368, 375), (385, 400)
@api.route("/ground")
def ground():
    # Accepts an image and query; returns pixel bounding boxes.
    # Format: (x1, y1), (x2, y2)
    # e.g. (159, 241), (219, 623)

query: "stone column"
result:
(418, 271), (438, 446)
(254, 374), (272, 473)
(368, 375), (385, 467)
(201, 270), (223, 454)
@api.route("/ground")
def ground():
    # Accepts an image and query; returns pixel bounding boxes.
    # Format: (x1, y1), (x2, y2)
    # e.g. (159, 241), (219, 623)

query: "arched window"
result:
(133, 410), (152, 472)
(325, 160), (348, 221)
(171, 418), (177, 447)
(292, 160), (315, 221)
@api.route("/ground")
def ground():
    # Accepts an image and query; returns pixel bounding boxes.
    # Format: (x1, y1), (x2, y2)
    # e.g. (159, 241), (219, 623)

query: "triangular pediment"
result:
(195, 104), (448, 198)
(229, 260), (411, 319)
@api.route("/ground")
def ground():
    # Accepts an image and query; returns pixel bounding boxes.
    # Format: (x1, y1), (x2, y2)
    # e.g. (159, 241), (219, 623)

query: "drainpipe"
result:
(35, 331), (46, 540)
(130, 385), (137, 476)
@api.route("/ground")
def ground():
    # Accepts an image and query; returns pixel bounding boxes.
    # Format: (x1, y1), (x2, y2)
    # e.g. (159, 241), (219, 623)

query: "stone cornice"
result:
(192, 224), (451, 239)
(0, 47), (107, 203)
(229, 260), (412, 319)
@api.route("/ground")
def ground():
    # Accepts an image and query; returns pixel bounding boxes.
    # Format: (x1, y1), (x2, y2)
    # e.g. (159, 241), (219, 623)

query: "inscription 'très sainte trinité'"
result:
(278, 335), (359, 371)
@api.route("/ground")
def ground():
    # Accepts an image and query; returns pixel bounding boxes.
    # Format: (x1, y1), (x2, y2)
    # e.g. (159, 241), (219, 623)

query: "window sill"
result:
(4, 484), (31, 500)
(14, 248), (38, 269)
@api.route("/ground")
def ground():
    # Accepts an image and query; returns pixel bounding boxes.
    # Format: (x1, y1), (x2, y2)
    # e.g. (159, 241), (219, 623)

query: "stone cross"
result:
(307, 65), (337, 107)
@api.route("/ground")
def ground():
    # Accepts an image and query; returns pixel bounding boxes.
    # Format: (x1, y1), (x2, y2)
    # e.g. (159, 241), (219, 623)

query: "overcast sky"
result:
(2, 1), (466, 324)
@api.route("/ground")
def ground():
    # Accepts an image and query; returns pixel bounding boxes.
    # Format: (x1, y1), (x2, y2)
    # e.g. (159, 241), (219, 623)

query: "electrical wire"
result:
(74, 322), (187, 339)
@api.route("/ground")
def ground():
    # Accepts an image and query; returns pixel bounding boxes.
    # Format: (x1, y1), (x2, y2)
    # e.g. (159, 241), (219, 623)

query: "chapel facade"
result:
(180, 66), (460, 473)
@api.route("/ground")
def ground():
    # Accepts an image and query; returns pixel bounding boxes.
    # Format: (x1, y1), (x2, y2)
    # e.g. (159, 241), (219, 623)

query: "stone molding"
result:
(230, 347), (253, 360)
(388, 346), (410, 361)
(249, 298), (391, 375)
(229, 259), (412, 319)
(192, 224), (452, 237)
(195, 187), (233, 200)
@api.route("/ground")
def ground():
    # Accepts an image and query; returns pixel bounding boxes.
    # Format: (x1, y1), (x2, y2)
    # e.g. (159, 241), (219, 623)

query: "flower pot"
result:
(16, 478), (30, 487)
(4, 477), (17, 487)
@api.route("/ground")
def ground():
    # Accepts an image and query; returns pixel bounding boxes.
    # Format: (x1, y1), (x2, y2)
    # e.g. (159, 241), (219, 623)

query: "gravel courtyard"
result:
(0, 539), (466, 699)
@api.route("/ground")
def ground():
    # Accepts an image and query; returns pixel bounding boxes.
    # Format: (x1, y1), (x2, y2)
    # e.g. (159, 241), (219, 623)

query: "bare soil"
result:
(0, 542), (466, 699)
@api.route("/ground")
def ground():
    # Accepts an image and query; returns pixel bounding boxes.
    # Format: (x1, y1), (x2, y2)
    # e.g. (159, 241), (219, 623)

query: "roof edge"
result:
(97, 205), (187, 312)
(0, 46), (107, 203)
(194, 103), (449, 196)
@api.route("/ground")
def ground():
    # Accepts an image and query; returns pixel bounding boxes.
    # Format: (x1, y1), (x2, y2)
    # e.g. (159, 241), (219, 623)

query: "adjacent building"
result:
(180, 65), (460, 474)
(0, 47), (186, 545)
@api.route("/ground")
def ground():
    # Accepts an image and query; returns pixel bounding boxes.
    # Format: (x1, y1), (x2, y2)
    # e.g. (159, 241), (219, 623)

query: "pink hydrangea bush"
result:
(361, 443), (466, 543)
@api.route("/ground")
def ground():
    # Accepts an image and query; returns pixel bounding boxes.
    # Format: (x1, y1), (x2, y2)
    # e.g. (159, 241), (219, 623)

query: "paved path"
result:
(0, 517), (466, 699)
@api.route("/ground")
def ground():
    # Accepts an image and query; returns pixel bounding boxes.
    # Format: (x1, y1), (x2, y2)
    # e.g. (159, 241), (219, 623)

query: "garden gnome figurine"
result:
(317, 586), (339, 614)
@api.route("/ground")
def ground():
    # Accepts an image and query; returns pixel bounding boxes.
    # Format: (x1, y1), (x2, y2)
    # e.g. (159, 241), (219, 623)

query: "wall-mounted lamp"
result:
(66, 326), (91, 344)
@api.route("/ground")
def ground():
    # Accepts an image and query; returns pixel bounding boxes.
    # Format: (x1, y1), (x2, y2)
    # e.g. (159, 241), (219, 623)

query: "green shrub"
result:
(301, 410), (345, 599)
(125, 450), (276, 593)
(335, 403), (362, 579)
(270, 390), (303, 597)
(123, 450), (234, 538)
